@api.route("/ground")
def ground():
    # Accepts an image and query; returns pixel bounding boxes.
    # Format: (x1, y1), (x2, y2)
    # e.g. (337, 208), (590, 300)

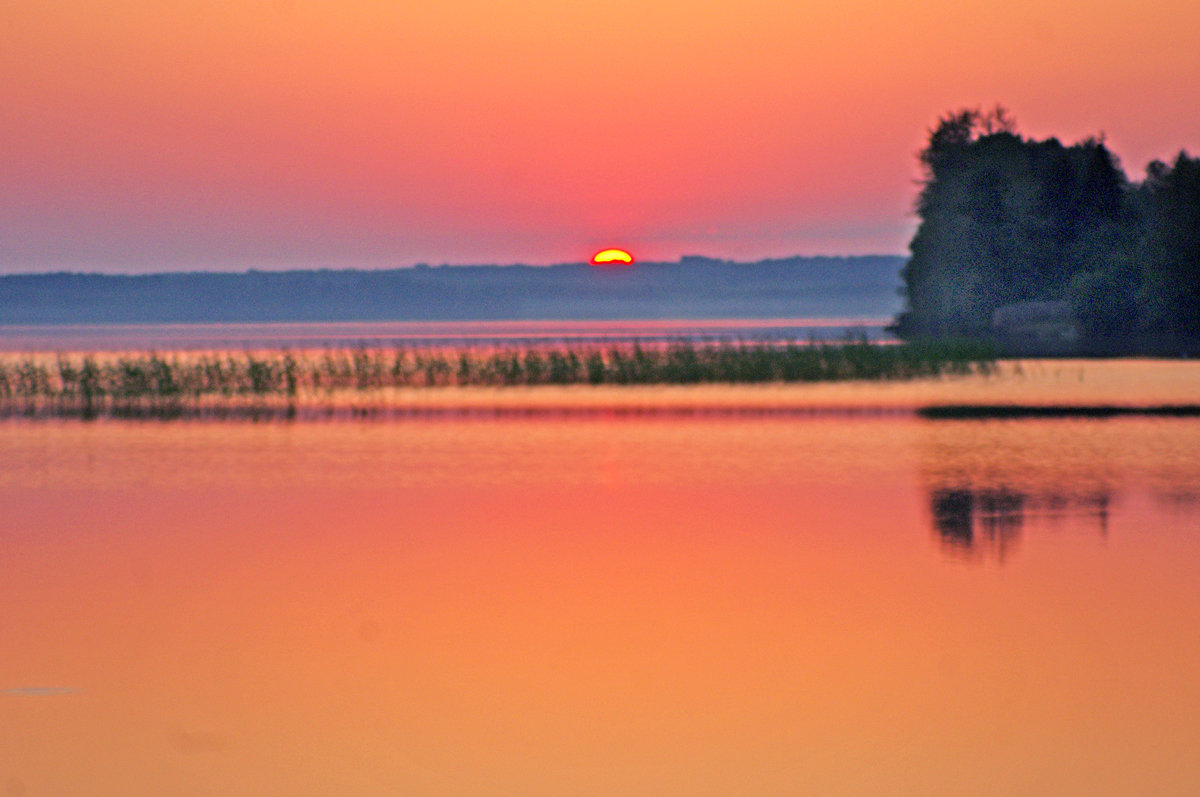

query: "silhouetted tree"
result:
(1137, 152), (1200, 340)
(893, 108), (1200, 350)
(896, 107), (1125, 337)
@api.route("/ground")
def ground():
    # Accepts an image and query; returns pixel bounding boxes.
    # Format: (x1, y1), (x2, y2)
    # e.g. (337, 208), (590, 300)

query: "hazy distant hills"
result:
(0, 256), (904, 325)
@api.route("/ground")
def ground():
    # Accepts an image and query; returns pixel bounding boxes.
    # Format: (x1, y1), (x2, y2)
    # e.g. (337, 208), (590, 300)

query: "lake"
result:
(0, 318), (893, 352)
(3, 410), (1200, 794)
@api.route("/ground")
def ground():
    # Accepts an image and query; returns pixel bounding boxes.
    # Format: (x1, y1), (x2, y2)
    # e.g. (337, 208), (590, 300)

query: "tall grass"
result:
(0, 339), (995, 418)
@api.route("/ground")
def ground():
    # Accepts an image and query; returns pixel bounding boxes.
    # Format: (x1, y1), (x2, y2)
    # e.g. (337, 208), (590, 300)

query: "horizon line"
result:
(0, 253), (909, 278)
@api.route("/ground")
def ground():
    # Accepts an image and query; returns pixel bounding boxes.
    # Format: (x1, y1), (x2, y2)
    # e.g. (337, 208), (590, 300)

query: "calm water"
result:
(3, 414), (1200, 795)
(0, 318), (892, 351)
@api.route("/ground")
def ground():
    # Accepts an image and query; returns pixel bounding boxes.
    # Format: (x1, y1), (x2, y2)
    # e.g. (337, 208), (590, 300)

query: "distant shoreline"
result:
(0, 256), (905, 326)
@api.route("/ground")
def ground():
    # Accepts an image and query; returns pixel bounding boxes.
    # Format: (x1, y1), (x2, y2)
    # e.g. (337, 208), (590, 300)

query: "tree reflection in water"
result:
(929, 486), (1113, 562)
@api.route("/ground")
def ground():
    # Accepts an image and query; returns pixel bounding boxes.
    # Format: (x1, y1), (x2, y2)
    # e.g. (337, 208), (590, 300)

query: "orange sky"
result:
(3, 0), (1198, 271)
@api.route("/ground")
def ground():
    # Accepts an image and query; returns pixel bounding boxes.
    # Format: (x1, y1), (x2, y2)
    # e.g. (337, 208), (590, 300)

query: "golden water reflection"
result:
(3, 417), (1200, 794)
(918, 418), (1200, 563)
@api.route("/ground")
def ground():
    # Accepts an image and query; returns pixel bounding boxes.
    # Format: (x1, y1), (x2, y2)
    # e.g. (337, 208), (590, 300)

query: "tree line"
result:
(892, 107), (1200, 352)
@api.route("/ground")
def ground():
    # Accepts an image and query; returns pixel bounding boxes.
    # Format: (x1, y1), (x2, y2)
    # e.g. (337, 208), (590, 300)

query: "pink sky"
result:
(3, 0), (1198, 272)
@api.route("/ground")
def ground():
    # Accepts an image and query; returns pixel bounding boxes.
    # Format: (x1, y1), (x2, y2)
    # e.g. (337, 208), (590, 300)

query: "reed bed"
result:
(0, 339), (995, 419)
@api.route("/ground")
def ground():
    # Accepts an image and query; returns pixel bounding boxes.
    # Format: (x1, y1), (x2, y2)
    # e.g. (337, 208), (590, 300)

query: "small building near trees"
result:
(991, 300), (1081, 354)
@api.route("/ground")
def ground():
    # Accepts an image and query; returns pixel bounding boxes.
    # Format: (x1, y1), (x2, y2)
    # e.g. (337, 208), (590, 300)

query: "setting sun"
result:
(591, 248), (634, 266)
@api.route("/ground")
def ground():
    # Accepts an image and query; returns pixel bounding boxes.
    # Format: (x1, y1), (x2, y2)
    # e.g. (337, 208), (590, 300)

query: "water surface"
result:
(0, 318), (891, 352)
(3, 416), (1200, 794)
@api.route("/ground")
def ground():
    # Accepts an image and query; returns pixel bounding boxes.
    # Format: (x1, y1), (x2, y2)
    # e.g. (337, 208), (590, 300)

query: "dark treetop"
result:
(892, 106), (1200, 354)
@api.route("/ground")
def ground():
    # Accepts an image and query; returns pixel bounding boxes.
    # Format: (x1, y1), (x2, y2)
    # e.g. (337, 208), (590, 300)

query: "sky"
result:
(3, 0), (1199, 273)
